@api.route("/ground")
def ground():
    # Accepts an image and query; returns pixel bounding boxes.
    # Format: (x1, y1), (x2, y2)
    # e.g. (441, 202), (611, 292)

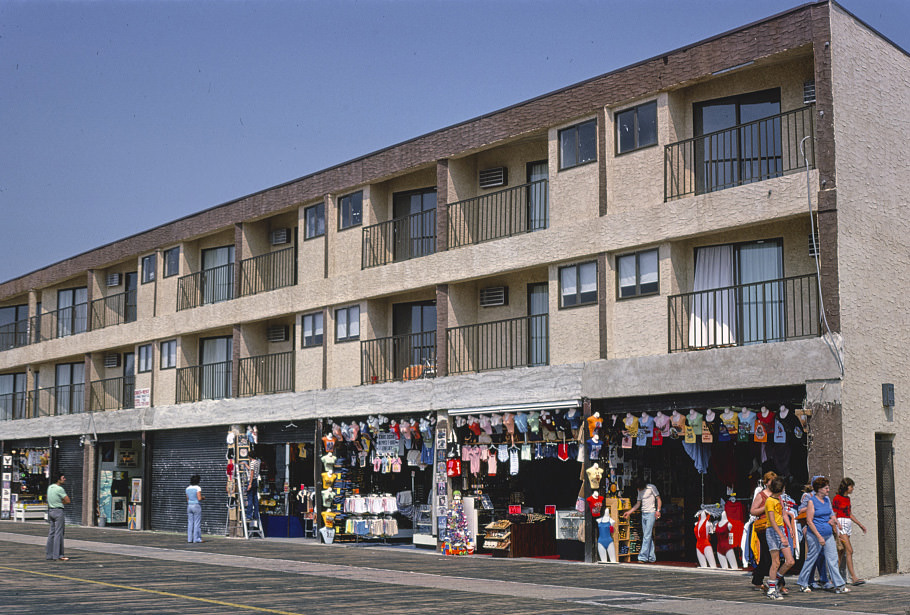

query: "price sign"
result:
(544, 505), (556, 515)
(508, 505), (521, 515)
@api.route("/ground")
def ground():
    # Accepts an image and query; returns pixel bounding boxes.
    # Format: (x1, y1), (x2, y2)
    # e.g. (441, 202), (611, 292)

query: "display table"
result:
(14, 502), (47, 522)
(486, 516), (556, 558)
(263, 514), (304, 538)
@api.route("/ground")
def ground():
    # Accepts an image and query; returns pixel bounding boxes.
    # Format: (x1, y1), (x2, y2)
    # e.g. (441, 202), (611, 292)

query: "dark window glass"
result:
(559, 261), (597, 308)
(305, 203), (325, 239)
(163, 247), (180, 277)
(137, 344), (153, 373)
(141, 254), (156, 284)
(302, 312), (324, 347)
(338, 192), (363, 230)
(559, 120), (597, 169)
(617, 101), (658, 154)
(617, 249), (660, 298)
(335, 305), (360, 342)
(160, 340), (176, 369)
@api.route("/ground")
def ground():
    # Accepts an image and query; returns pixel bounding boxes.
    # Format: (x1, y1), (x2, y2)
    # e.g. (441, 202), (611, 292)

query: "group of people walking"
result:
(750, 470), (867, 600)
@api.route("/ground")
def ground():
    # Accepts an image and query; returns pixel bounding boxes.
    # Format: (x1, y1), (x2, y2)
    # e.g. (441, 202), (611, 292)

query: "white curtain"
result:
(738, 242), (783, 344)
(688, 245), (735, 348)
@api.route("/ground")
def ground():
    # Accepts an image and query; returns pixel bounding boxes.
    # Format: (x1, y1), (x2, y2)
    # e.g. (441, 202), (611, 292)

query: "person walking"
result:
(622, 477), (661, 563)
(46, 473), (70, 561)
(185, 474), (205, 543)
(834, 477), (867, 586)
(750, 471), (784, 592)
(797, 476), (850, 594)
(764, 477), (795, 600)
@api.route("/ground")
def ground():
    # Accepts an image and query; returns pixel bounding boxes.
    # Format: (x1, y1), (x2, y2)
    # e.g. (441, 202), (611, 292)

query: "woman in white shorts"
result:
(833, 477), (867, 585)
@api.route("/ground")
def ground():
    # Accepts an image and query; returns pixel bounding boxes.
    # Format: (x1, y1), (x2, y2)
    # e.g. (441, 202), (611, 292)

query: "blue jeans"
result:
(638, 512), (656, 562)
(187, 504), (202, 542)
(798, 532), (845, 588)
(247, 479), (259, 520)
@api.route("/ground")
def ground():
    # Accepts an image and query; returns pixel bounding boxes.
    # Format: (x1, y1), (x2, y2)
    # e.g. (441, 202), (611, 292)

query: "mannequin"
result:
(694, 510), (718, 568)
(778, 405), (789, 418)
(586, 412), (603, 437)
(720, 407), (738, 438)
(623, 412), (639, 437)
(705, 409), (715, 423)
(587, 434), (603, 460)
(687, 409), (703, 435)
(597, 508), (617, 563)
(514, 412), (529, 434)
(586, 463), (604, 489)
(654, 411), (671, 437)
(670, 410), (687, 438)
(714, 510), (739, 569)
(587, 490), (605, 518)
(528, 411), (541, 434)
(754, 406), (774, 442)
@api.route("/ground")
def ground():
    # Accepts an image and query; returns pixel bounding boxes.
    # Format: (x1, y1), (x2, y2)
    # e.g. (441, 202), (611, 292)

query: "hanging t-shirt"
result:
(587, 415), (603, 436)
(670, 413), (687, 439)
(636, 414), (652, 446)
(738, 409), (756, 442)
(445, 458), (462, 477)
(721, 411), (739, 441)
(528, 412), (541, 433)
(520, 444), (532, 461)
(587, 438), (603, 459)
(652, 429), (663, 446)
(566, 409), (583, 431)
(509, 448), (520, 475)
(654, 413), (671, 437)
(586, 465), (604, 489)
(687, 412), (703, 435)
(684, 425), (696, 444)
(623, 415), (639, 438)
(322, 434), (336, 453)
(587, 495), (605, 518)
(773, 419), (787, 443)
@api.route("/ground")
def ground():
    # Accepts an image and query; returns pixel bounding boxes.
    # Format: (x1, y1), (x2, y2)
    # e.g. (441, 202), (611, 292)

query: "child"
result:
(765, 477), (795, 600)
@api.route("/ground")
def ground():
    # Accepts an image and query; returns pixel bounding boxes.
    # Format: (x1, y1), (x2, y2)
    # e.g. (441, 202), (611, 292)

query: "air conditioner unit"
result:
(270, 228), (291, 245)
(267, 325), (289, 343)
(479, 286), (509, 307)
(804, 81), (816, 104)
(808, 232), (820, 257)
(479, 167), (508, 189)
(106, 273), (122, 287)
(104, 353), (121, 368)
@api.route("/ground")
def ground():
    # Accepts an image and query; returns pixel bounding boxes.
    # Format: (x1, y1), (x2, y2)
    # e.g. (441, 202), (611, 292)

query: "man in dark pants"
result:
(46, 473), (71, 561)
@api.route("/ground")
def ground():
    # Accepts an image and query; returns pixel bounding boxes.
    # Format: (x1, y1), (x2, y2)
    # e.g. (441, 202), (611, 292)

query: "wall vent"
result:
(479, 286), (509, 307)
(479, 167), (508, 189)
(803, 81), (816, 104)
(808, 232), (820, 257)
(270, 228), (291, 245)
(267, 325), (289, 343)
(106, 273), (122, 287)
(104, 353), (121, 368)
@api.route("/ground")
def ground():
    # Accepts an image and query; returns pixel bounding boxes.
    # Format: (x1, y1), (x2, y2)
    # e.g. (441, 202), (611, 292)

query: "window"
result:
(559, 261), (597, 308)
(305, 203), (325, 239)
(163, 247), (180, 277)
(141, 254), (156, 284)
(302, 312), (324, 347)
(616, 101), (658, 154)
(137, 344), (153, 373)
(617, 249), (659, 298)
(338, 191), (363, 230)
(335, 305), (360, 342)
(160, 340), (177, 369)
(558, 119), (597, 170)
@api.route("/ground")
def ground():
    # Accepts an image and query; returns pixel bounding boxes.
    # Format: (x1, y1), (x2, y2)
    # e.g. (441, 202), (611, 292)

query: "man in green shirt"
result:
(46, 473), (70, 561)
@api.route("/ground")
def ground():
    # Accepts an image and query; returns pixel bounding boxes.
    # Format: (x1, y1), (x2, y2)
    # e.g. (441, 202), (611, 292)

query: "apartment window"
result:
(302, 312), (324, 347)
(558, 119), (597, 170)
(163, 247), (180, 277)
(160, 339), (177, 369)
(617, 249), (659, 298)
(616, 101), (658, 154)
(137, 344), (153, 373)
(559, 261), (597, 308)
(335, 305), (360, 342)
(141, 254), (156, 284)
(305, 203), (325, 239)
(338, 191), (363, 230)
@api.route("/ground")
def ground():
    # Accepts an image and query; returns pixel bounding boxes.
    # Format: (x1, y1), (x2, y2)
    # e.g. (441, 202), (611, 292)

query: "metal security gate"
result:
(55, 437), (84, 526)
(149, 426), (228, 536)
(875, 434), (898, 575)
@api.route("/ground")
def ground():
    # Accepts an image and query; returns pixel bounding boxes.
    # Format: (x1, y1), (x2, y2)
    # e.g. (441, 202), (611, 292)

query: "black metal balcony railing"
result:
(26, 384), (85, 418)
(668, 274), (820, 353)
(447, 314), (549, 375)
(448, 180), (548, 249)
(0, 392), (28, 420)
(30, 303), (89, 343)
(239, 247), (296, 297)
(89, 376), (135, 411)
(177, 263), (235, 311)
(238, 351), (294, 397)
(90, 290), (137, 331)
(0, 318), (30, 351)
(362, 210), (437, 269)
(361, 332), (436, 385)
(176, 361), (232, 403)
(665, 105), (815, 201)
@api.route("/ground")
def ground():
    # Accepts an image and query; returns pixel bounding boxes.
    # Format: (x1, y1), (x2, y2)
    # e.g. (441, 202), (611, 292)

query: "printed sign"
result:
(508, 505), (521, 515)
(544, 505), (556, 515)
(374, 432), (399, 456)
(134, 388), (151, 409)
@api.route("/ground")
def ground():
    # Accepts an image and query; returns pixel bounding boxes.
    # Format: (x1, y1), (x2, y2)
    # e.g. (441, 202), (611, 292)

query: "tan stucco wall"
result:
(829, 3), (910, 577)
(298, 201), (326, 284)
(548, 118), (600, 229)
(549, 260), (600, 365)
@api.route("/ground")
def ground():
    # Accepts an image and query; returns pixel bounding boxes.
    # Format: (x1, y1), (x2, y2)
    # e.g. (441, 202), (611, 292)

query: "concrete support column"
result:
(435, 284), (448, 378)
(232, 325), (241, 399)
(597, 253), (608, 360)
(234, 223), (244, 301)
(83, 438), (96, 525)
(436, 159), (449, 252)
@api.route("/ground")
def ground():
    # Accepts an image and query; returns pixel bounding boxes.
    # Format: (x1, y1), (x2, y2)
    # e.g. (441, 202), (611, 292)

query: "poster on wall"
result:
(118, 448), (138, 468)
(134, 388), (151, 409)
(99, 470), (113, 522)
(131, 478), (142, 503)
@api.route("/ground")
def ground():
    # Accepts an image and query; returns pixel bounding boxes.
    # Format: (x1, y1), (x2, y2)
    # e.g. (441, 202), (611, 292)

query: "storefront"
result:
(315, 412), (436, 547)
(1, 438), (51, 522)
(590, 385), (809, 567)
(441, 401), (585, 560)
(95, 433), (144, 528)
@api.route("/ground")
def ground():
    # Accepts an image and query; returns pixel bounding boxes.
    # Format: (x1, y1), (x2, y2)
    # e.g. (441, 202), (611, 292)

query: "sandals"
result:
(57, 557), (70, 561)
(853, 580), (866, 586)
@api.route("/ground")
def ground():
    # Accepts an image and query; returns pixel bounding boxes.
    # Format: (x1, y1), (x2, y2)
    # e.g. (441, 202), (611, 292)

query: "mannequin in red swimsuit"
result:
(694, 510), (718, 568)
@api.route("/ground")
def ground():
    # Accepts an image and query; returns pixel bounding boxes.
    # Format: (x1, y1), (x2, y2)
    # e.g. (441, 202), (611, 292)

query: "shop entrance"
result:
(2, 442), (50, 522)
(96, 437), (143, 528)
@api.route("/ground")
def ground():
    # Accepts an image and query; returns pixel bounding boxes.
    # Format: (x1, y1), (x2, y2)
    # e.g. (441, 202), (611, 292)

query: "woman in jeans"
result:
(797, 476), (849, 593)
(185, 474), (205, 543)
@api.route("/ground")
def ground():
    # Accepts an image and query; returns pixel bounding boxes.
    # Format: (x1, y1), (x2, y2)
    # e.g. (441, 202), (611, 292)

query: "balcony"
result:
(31, 303), (88, 343)
(177, 263), (234, 311)
(239, 247), (296, 297)
(26, 384), (85, 418)
(90, 290), (137, 331)
(668, 274), (820, 353)
(0, 391), (27, 420)
(362, 210), (436, 269)
(89, 376), (135, 411)
(447, 314), (548, 375)
(361, 332), (436, 384)
(238, 351), (294, 397)
(176, 361), (232, 403)
(448, 180), (548, 249)
(664, 106), (815, 201)
(0, 319), (30, 351)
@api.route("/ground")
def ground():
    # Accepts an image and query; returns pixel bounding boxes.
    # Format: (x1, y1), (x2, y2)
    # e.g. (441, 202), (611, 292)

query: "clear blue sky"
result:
(2, 0), (908, 284)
